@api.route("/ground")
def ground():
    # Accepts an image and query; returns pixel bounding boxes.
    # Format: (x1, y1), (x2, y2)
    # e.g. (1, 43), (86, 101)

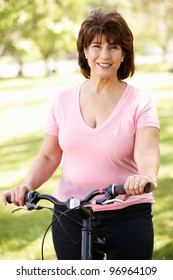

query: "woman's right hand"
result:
(2, 185), (32, 206)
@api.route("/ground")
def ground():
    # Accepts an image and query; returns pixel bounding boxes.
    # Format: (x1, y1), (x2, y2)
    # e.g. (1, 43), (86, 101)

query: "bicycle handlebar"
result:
(6, 183), (150, 209)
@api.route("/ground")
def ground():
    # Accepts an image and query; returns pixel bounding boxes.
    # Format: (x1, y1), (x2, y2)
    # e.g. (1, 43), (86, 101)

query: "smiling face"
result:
(77, 9), (135, 80)
(84, 34), (124, 80)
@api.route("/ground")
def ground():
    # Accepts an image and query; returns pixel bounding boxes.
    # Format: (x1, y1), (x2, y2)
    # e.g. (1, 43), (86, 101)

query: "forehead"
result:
(91, 33), (118, 45)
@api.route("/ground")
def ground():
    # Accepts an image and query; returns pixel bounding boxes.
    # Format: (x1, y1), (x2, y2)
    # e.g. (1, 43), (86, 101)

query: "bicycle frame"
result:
(81, 207), (93, 260)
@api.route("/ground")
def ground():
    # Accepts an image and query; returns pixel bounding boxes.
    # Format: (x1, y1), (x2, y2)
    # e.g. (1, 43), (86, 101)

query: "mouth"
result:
(97, 62), (112, 68)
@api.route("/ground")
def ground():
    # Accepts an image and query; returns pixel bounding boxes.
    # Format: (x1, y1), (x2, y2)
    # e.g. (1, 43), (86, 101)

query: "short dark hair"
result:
(77, 8), (135, 79)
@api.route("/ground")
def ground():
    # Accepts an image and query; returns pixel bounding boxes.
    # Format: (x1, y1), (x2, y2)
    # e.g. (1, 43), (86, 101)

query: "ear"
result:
(121, 52), (125, 62)
(84, 48), (88, 59)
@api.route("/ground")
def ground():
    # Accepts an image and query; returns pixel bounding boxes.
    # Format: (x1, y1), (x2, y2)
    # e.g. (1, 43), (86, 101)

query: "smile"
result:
(97, 63), (112, 68)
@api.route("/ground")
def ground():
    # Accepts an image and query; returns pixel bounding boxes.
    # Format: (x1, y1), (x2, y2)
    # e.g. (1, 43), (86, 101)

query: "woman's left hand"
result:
(124, 175), (158, 196)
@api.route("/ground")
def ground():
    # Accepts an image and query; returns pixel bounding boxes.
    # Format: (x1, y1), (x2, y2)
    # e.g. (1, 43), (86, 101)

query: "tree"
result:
(0, 1), (23, 75)
(1, 0), (172, 77)
(0, 0), (90, 76)
(129, 0), (173, 58)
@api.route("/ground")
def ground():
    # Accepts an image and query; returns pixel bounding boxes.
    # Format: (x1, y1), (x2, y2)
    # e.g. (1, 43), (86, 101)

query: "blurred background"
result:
(0, 0), (173, 260)
(0, 0), (173, 78)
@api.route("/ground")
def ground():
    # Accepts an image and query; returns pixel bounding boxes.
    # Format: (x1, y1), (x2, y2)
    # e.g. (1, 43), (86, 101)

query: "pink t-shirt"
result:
(44, 82), (160, 211)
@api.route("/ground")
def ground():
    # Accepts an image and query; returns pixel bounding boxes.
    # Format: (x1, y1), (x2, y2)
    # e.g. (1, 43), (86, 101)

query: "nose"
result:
(100, 46), (110, 59)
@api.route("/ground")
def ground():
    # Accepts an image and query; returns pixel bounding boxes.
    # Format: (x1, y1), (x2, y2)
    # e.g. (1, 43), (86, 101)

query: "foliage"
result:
(0, 0), (173, 76)
(129, 0), (173, 55)
(0, 0), (89, 75)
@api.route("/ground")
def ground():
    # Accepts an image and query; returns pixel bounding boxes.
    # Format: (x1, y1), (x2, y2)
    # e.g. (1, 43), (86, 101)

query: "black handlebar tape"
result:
(6, 196), (12, 204)
(144, 183), (150, 193)
(111, 184), (125, 196)
(111, 182), (151, 196)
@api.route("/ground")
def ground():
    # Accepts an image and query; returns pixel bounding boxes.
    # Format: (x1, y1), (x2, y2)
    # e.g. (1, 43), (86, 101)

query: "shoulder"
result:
(50, 83), (81, 108)
(127, 83), (148, 98)
(55, 83), (82, 99)
(126, 83), (154, 106)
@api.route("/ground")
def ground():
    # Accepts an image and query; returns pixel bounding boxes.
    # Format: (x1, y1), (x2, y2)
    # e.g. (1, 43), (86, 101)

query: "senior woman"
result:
(3, 8), (160, 260)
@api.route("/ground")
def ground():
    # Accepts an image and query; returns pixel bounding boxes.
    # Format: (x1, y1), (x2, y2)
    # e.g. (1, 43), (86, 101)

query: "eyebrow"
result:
(92, 40), (101, 44)
(92, 40), (117, 46)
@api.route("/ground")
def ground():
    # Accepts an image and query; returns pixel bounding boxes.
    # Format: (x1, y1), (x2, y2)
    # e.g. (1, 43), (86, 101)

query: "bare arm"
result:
(2, 133), (63, 206)
(124, 126), (160, 195)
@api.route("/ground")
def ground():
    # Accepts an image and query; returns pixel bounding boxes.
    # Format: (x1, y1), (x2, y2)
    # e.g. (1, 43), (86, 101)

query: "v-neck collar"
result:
(76, 82), (129, 134)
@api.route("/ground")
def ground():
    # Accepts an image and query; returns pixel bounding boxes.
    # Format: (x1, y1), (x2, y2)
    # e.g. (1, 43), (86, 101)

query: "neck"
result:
(87, 77), (124, 95)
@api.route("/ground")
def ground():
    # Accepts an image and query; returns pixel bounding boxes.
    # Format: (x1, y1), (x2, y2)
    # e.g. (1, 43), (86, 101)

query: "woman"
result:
(3, 8), (160, 260)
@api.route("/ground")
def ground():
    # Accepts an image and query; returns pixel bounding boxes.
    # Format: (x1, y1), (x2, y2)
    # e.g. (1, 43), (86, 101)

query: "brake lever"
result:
(92, 187), (124, 205)
(93, 188), (114, 205)
(102, 198), (124, 204)
(11, 204), (43, 213)
(11, 206), (29, 213)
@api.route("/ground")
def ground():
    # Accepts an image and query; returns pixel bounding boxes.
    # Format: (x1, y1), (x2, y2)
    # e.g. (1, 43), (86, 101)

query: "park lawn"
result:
(0, 67), (173, 260)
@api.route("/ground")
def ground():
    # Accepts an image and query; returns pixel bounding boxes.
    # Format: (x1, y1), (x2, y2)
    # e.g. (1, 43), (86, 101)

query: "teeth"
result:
(98, 63), (111, 67)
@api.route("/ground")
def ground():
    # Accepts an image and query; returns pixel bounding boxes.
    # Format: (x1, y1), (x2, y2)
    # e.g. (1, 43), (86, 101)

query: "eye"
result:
(109, 44), (118, 49)
(93, 44), (100, 48)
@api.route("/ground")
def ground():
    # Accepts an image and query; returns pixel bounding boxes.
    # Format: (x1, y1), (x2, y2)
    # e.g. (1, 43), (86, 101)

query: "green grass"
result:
(0, 64), (173, 259)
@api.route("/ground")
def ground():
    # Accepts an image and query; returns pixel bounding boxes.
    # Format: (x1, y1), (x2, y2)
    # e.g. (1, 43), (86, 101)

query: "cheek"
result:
(87, 48), (98, 59)
(87, 55), (96, 68)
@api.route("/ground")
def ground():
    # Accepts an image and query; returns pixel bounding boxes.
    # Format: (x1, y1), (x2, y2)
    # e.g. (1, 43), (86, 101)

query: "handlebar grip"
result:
(111, 184), (125, 196)
(6, 196), (12, 204)
(6, 192), (32, 204)
(144, 183), (150, 193)
(111, 182), (151, 196)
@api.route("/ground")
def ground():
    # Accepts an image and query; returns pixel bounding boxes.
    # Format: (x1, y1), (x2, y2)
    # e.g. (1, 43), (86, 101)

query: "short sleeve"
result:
(136, 94), (160, 130)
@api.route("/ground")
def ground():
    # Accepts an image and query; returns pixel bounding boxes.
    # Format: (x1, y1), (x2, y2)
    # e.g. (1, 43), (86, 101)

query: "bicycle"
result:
(7, 183), (150, 260)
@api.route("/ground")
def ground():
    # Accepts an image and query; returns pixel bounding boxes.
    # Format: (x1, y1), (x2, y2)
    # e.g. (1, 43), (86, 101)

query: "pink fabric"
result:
(44, 82), (160, 211)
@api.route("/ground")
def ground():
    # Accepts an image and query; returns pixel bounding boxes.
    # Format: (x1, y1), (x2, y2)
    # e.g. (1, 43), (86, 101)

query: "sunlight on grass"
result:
(0, 195), (57, 260)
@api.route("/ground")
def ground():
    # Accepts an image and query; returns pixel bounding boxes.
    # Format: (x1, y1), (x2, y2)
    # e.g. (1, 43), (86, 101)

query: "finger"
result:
(138, 176), (149, 194)
(2, 192), (11, 205)
(18, 188), (27, 206)
(128, 176), (139, 195)
(10, 188), (20, 206)
(124, 176), (136, 195)
(2, 186), (27, 206)
(133, 181), (141, 195)
(125, 175), (142, 195)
